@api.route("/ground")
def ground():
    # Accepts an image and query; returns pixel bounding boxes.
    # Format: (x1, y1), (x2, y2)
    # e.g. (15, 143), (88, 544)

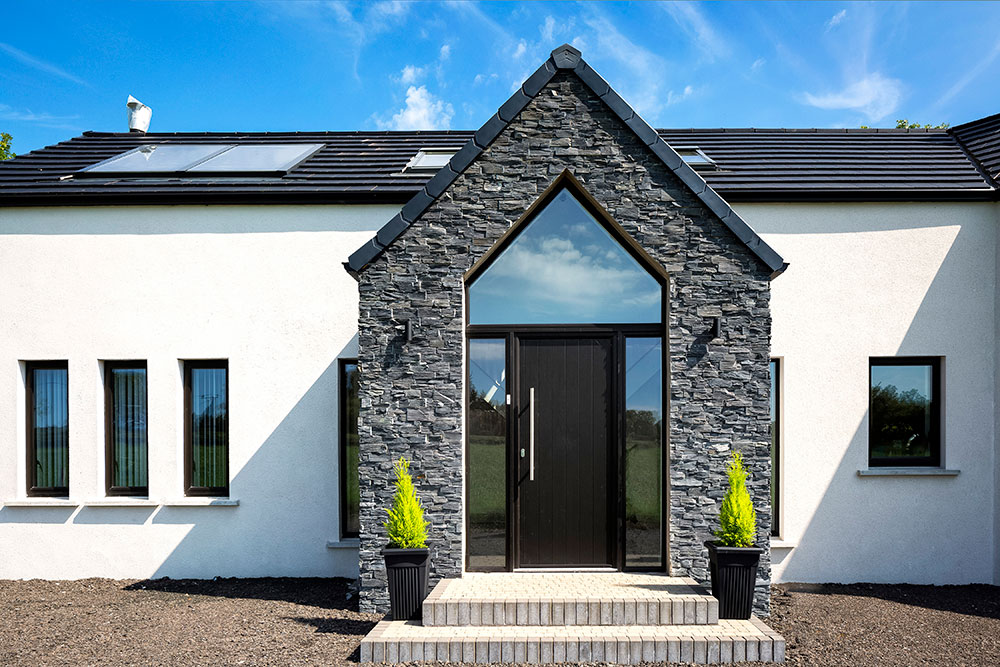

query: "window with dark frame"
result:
(869, 357), (942, 468)
(339, 360), (360, 539)
(770, 359), (780, 537)
(105, 361), (149, 496)
(184, 360), (229, 496)
(26, 361), (70, 497)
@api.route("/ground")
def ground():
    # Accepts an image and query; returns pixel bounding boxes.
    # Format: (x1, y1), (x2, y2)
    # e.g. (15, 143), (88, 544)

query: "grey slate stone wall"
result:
(356, 72), (773, 615)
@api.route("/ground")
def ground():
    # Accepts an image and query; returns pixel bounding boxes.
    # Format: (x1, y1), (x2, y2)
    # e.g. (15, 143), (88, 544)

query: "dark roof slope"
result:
(1, 125), (995, 206)
(950, 113), (1000, 186)
(659, 128), (994, 198)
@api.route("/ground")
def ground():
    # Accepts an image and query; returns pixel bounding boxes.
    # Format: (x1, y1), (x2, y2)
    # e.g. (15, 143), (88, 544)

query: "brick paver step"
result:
(360, 617), (786, 664)
(422, 573), (720, 626)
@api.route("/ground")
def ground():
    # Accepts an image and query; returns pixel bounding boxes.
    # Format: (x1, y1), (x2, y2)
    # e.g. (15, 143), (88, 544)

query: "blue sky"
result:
(3, 1), (1000, 155)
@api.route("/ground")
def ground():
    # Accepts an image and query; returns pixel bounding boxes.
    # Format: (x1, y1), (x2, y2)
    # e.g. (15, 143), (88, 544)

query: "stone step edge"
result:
(360, 624), (785, 664)
(422, 595), (720, 626)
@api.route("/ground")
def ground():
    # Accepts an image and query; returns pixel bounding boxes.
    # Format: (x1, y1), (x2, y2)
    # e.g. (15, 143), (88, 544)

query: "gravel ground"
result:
(0, 578), (997, 665)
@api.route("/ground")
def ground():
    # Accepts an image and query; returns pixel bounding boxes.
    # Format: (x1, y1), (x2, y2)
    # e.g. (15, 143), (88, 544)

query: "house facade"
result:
(1, 46), (998, 615)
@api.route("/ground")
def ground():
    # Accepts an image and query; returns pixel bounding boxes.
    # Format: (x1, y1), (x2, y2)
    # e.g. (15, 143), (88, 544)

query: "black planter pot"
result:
(382, 547), (431, 621)
(705, 541), (763, 619)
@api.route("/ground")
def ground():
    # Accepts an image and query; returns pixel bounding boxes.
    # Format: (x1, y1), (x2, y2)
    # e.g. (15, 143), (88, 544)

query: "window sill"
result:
(857, 467), (960, 477)
(326, 538), (361, 549)
(770, 539), (796, 549)
(4, 498), (79, 507)
(83, 498), (159, 507)
(163, 498), (239, 507)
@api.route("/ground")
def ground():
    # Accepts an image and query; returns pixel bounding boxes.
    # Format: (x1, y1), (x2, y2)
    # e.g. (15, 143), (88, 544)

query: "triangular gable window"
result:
(468, 184), (662, 325)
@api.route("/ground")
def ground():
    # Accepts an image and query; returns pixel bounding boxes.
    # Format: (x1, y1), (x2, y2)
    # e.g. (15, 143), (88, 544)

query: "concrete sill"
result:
(163, 498), (239, 507)
(4, 499), (78, 507)
(857, 468), (960, 477)
(83, 498), (159, 507)
(327, 538), (361, 549)
(770, 539), (796, 549)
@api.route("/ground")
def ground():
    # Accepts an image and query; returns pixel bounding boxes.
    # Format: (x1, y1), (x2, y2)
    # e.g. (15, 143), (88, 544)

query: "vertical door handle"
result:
(529, 387), (535, 481)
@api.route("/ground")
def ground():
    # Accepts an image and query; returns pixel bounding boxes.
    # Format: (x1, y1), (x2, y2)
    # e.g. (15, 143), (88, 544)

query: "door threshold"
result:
(513, 567), (617, 573)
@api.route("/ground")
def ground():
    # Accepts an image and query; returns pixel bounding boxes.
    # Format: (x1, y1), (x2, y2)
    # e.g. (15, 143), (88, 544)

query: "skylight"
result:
(79, 143), (324, 176)
(673, 146), (717, 169)
(404, 149), (456, 172)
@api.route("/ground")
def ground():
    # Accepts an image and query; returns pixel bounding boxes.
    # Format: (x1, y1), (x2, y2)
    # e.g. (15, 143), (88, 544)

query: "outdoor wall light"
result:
(400, 320), (413, 343)
(710, 316), (722, 339)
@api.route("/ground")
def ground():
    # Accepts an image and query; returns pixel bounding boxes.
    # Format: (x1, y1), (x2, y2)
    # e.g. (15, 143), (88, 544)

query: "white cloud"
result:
(751, 57), (765, 72)
(377, 86), (454, 130)
(802, 72), (904, 121)
(513, 40), (527, 59)
(934, 38), (1000, 110)
(661, 2), (730, 62)
(0, 42), (89, 87)
(439, 44), (451, 60)
(540, 16), (557, 43)
(0, 104), (81, 131)
(581, 11), (669, 120)
(825, 9), (847, 30)
(666, 85), (695, 107)
(397, 65), (424, 85)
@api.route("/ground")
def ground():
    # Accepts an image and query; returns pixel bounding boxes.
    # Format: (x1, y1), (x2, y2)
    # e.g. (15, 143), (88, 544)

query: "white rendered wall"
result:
(0, 204), (394, 580)
(736, 201), (999, 586)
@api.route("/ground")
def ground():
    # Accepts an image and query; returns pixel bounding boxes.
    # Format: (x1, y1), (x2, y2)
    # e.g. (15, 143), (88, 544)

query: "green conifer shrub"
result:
(384, 457), (429, 549)
(714, 451), (758, 547)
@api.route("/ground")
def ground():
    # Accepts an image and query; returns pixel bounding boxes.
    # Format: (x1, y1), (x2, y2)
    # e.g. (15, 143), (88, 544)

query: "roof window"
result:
(673, 146), (717, 170)
(404, 149), (456, 172)
(79, 143), (324, 177)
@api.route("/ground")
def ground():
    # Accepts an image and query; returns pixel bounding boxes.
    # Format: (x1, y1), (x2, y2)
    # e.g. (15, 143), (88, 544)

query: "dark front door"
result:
(516, 336), (614, 567)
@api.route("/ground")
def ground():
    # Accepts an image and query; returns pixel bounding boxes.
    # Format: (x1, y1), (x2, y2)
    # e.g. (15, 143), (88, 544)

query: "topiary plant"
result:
(384, 457), (429, 549)
(714, 451), (757, 547)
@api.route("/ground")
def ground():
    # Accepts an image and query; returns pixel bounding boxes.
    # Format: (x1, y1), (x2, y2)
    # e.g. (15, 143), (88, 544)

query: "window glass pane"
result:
(468, 339), (507, 569)
(110, 367), (148, 491)
(769, 360), (779, 537)
(468, 188), (661, 324)
(31, 366), (69, 491)
(870, 363), (935, 460)
(190, 366), (228, 489)
(342, 362), (360, 537)
(188, 144), (323, 172)
(86, 145), (233, 172)
(625, 338), (662, 567)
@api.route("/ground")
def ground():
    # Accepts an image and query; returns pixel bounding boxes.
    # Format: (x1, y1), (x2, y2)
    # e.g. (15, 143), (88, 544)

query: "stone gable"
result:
(357, 71), (773, 614)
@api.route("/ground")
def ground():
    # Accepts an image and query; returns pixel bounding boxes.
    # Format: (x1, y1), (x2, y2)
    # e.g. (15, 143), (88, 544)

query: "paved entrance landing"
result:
(360, 572), (785, 663)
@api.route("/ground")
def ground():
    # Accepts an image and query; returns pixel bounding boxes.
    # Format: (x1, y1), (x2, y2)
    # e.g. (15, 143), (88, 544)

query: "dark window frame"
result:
(339, 359), (360, 539)
(869, 356), (943, 468)
(770, 358), (781, 538)
(25, 360), (70, 497)
(183, 360), (230, 497)
(104, 360), (149, 497)
(463, 171), (670, 574)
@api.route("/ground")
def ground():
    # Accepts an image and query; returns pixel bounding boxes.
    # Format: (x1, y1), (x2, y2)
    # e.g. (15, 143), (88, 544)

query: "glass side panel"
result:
(769, 359), (779, 537)
(408, 150), (455, 170)
(870, 363), (935, 460)
(342, 362), (361, 537)
(190, 366), (228, 490)
(467, 338), (507, 569)
(110, 366), (148, 490)
(468, 188), (661, 324)
(625, 337), (663, 568)
(31, 367), (69, 491)
(86, 144), (233, 172)
(188, 144), (323, 172)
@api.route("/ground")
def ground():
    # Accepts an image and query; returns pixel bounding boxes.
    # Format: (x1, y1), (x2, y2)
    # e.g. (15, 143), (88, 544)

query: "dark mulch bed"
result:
(0, 578), (997, 665)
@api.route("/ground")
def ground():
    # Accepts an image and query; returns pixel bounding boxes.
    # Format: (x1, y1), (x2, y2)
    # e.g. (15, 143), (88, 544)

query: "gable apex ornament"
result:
(550, 43), (582, 69)
(347, 46), (787, 279)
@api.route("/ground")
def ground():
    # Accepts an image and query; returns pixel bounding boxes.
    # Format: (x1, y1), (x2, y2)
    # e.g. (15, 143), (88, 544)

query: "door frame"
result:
(466, 323), (668, 573)
(462, 170), (671, 573)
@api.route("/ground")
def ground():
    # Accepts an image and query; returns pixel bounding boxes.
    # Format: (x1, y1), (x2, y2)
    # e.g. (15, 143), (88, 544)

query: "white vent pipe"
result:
(127, 95), (151, 133)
